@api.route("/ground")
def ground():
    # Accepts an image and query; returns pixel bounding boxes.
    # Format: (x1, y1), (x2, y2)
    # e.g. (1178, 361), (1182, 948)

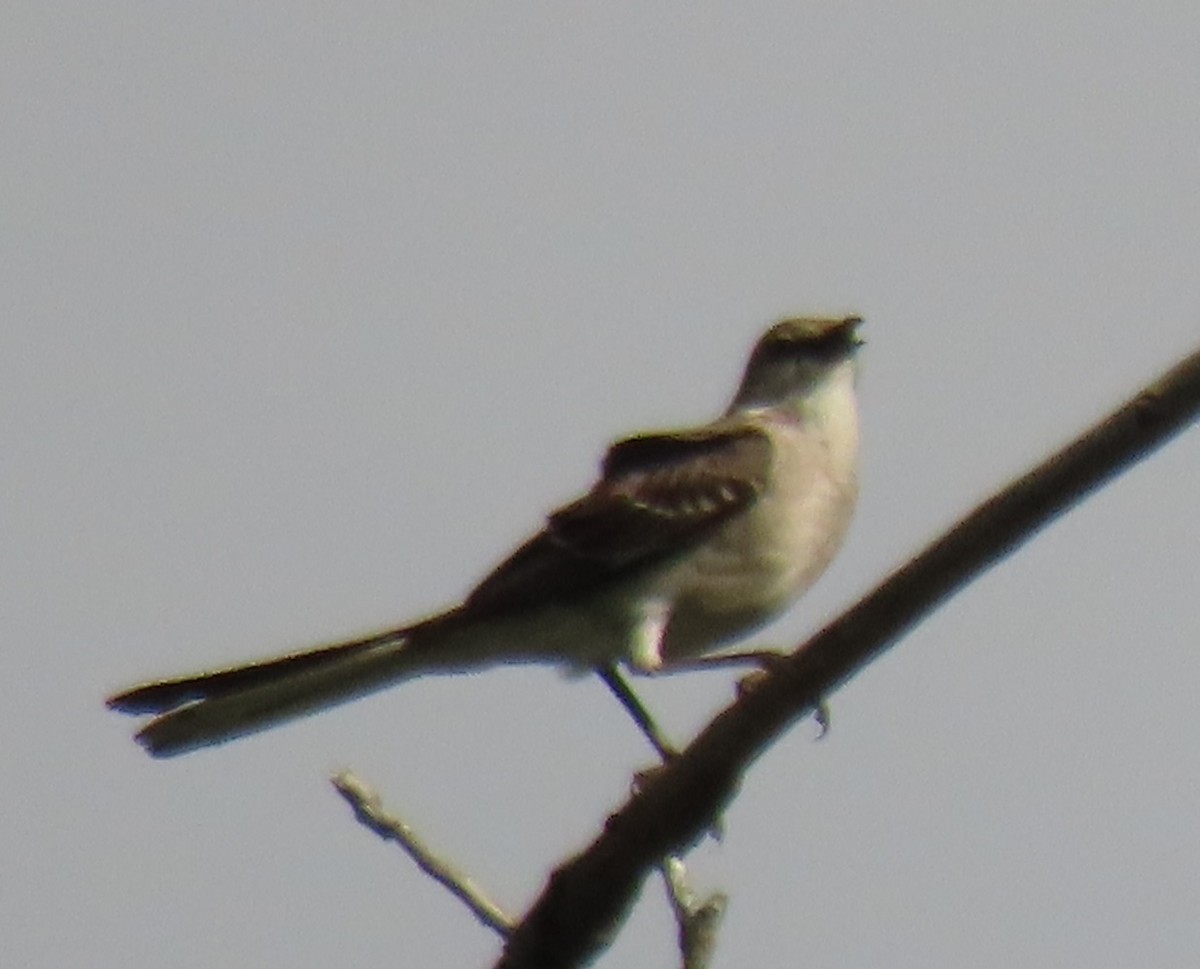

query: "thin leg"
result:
(647, 647), (788, 675)
(600, 666), (730, 843)
(597, 665), (677, 762)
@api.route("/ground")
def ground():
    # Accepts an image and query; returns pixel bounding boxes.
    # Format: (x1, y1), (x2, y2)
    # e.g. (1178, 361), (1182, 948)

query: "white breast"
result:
(656, 365), (859, 659)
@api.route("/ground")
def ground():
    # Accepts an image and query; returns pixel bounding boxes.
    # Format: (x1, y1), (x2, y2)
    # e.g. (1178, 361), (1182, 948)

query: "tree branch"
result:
(660, 856), (727, 969)
(495, 341), (1200, 969)
(332, 770), (513, 936)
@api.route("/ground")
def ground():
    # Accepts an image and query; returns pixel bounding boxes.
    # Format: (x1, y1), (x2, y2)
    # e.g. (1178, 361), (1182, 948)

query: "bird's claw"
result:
(814, 699), (831, 738)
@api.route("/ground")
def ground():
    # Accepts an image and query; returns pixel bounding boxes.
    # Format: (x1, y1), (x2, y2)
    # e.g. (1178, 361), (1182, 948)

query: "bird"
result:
(107, 316), (863, 757)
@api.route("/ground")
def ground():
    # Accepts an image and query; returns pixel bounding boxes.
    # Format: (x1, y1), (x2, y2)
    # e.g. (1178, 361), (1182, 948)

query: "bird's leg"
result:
(597, 665), (678, 762)
(651, 647), (789, 674)
(652, 648), (834, 736)
(602, 665), (732, 843)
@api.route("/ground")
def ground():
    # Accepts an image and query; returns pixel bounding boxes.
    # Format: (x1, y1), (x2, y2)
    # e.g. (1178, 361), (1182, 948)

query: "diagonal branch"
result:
(496, 341), (1200, 969)
(332, 770), (513, 935)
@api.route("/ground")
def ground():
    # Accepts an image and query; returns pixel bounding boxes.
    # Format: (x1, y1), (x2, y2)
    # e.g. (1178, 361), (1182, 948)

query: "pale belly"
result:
(654, 429), (858, 660)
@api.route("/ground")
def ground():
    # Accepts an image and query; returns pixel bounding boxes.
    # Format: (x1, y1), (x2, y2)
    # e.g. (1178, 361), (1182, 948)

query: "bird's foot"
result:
(652, 646), (789, 676)
(813, 699), (831, 738)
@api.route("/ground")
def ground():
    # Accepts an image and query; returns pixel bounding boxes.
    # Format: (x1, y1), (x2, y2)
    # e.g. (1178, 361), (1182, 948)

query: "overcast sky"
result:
(4, 4), (1199, 967)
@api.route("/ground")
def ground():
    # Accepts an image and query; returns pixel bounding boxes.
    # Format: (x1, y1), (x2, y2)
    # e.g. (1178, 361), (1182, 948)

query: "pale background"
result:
(4, 4), (1199, 967)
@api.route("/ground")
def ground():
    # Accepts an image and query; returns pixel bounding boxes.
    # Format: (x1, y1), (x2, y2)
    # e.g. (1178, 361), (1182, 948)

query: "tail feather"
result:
(107, 613), (464, 758)
(106, 632), (400, 715)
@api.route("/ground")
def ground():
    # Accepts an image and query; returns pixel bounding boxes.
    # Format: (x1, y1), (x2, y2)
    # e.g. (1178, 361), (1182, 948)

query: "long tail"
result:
(107, 611), (468, 758)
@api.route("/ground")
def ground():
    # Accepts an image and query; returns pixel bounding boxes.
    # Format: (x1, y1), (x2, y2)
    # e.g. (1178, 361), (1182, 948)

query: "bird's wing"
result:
(464, 419), (773, 616)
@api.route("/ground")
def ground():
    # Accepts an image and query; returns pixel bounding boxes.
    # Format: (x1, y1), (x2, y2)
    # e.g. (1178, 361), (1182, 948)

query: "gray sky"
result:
(4, 4), (1199, 967)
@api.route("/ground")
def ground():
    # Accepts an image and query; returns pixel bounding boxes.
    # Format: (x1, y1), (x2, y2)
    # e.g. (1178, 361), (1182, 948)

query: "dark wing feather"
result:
(464, 422), (771, 616)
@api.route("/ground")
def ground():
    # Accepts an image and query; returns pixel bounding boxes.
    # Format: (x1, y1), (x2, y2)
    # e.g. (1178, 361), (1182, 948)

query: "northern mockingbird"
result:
(108, 316), (862, 756)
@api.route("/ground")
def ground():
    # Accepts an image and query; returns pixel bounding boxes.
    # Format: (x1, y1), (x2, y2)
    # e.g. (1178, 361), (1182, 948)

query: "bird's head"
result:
(730, 315), (863, 411)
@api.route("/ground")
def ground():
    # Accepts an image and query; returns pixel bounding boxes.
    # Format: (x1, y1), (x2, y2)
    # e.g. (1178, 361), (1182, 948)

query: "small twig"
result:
(660, 856), (727, 969)
(331, 770), (513, 936)
(597, 665), (678, 761)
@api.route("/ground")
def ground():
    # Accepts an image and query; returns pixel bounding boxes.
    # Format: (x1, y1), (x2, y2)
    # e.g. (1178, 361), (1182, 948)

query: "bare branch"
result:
(660, 856), (727, 969)
(331, 770), (513, 936)
(496, 342), (1200, 968)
